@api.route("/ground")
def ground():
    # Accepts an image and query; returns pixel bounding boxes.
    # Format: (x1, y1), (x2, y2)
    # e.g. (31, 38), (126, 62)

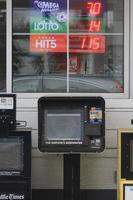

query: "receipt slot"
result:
(38, 97), (105, 200)
(117, 129), (133, 200)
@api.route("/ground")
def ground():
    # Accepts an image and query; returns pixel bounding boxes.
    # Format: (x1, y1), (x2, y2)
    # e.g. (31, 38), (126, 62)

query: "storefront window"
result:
(0, 1), (6, 92)
(12, 0), (124, 93)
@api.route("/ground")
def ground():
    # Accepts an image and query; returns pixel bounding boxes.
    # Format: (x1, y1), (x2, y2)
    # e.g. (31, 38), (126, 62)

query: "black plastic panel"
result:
(0, 94), (16, 133)
(0, 181), (31, 200)
(38, 97), (105, 153)
(121, 133), (133, 179)
(32, 189), (116, 200)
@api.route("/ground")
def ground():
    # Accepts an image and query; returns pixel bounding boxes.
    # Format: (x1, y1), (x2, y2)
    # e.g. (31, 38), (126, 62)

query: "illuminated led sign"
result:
(69, 35), (105, 53)
(88, 20), (102, 32)
(30, 15), (67, 33)
(29, 0), (106, 54)
(86, 0), (106, 32)
(87, 2), (102, 16)
(30, 34), (67, 52)
(69, 0), (106, 33)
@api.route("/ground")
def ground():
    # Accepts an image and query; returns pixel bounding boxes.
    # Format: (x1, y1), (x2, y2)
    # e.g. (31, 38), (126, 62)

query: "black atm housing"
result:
(38, 97), (105, 153)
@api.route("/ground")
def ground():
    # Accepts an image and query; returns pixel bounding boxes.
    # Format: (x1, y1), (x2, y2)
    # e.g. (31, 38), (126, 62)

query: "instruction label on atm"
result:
(90, 107), (102, 124)
(0, 97), (14, 109)
(125, 185), (133, 200)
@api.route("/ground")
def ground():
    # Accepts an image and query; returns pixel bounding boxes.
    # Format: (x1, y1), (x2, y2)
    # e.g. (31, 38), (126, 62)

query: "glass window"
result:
(0, 1), (6, 92)
(0, 138), (23, 171)
(12, 0), (124, 93)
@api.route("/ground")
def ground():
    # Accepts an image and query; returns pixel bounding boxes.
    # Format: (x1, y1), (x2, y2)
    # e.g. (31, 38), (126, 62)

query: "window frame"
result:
(6, 0), (130, 99)
(0, 0), (7, 92)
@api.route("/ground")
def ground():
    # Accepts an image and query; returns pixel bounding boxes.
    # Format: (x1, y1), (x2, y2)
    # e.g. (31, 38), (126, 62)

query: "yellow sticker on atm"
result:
(90, 107), (102, 124)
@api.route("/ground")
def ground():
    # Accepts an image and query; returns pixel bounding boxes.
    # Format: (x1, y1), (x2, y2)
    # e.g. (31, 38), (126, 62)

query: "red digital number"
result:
(88, 20), (102, 32)
(69, 35), (105, 53)
(91, 37), (100, 50)
(81, 36), (100, 50)
(87, 2), (102, 16)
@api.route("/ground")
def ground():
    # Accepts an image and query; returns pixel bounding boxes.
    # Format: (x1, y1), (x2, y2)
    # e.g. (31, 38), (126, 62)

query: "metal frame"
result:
(6, 0), (130, 101)
(130, 0), (133, 99)
(6, 0), (12, 93)
(117, 129), (133, 200)
(118, 181), (133, 200)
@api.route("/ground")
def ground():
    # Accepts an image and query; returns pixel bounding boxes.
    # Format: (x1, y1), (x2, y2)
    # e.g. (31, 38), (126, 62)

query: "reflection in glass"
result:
(69, 35), (123, 93)
(13, 36), (67, 92)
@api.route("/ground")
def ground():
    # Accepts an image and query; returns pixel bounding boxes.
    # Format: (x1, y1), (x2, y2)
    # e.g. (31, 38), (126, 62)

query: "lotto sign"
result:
(30, 34), (67, 52)
(31, 0), (67, 14)
(30, 16), (67, 33)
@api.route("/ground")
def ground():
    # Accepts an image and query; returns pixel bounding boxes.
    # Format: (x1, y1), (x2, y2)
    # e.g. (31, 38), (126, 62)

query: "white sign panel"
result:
(0, 97), (14, 109)
(125, 186), (133, 200)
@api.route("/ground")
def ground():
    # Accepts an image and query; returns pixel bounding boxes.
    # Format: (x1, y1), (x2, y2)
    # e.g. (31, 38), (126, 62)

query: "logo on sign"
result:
(34, 0), (60, 12)
(35, 36), (57, 49)
(30, 15), (67, 33)
(30, 35), (67, 53)
(34, 20), (59, 31)
(0, 194), (24, 200)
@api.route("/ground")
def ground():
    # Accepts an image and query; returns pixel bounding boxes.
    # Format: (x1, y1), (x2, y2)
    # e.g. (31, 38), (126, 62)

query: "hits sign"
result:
(30, 34), (67, 52)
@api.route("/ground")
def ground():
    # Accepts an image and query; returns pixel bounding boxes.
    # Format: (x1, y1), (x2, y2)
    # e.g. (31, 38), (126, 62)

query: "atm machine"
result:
(38, 96), (105, 200)
(118, 129), (133, 200)
(0, 94), (31, 200)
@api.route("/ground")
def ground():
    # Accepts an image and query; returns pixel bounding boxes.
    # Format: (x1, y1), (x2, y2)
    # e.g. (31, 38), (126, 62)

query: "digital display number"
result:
(87, 2), (102, 16)
(69, 35), (105, 53)
(88, 20), (102, 32)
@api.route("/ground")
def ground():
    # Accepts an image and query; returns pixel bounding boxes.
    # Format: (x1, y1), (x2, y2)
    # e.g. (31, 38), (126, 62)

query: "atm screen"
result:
(45, 111), (82, 141)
